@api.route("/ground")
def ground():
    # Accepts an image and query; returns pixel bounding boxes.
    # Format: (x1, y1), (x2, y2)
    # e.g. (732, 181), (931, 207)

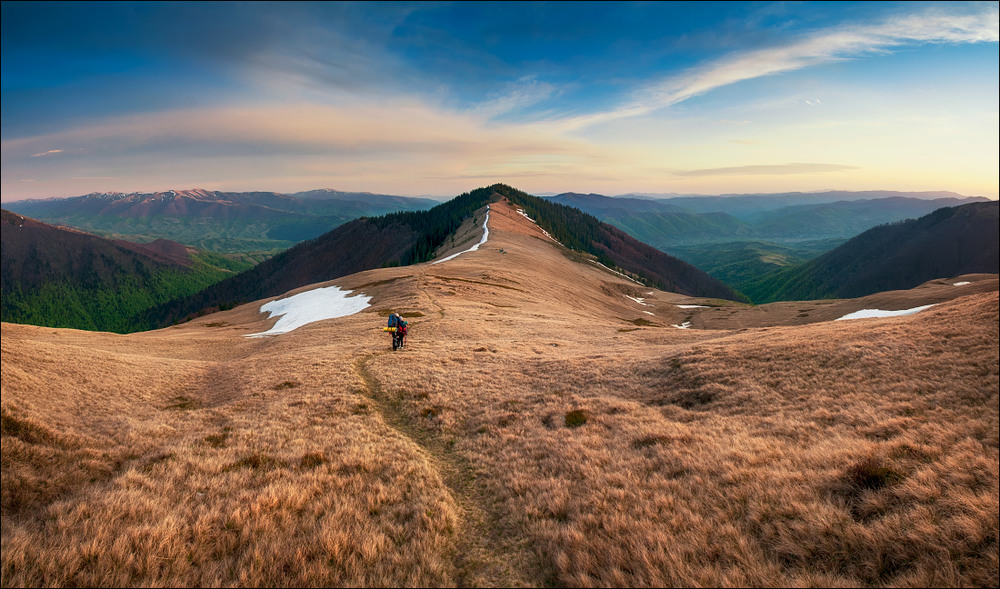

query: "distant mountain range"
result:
(1, 210), (253, 332)
(5, 186), (996, 333)
(740, 201), (999, 303)
(547, 191), (989, 247)
(5, 188), (437, 253)
(142, 185), (741, 328)
(615, 189), (978, 210)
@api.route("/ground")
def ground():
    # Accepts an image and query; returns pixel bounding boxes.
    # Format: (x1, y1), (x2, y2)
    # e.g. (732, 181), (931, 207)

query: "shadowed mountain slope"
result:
(1, 210), (252, 332)
(3, 195), (996, 587)
(743, 201), (1000, 303)
(145, 185), (740, 327)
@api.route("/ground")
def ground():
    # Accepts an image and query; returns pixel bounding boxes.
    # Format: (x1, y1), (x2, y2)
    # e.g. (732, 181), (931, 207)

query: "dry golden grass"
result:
(3, 199), (997, 587)
(2, 324), (460, 587)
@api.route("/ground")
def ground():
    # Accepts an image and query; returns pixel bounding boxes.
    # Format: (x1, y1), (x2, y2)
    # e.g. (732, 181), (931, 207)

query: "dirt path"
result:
(416, 274), (447, 319)
(353, 353), (542, 587)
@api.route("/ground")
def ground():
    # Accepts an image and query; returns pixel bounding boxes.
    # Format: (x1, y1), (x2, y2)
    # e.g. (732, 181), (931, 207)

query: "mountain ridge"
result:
(741, 201), (1000, 303)
(5, 188), (438, 253)
(142, 185), (741, 328)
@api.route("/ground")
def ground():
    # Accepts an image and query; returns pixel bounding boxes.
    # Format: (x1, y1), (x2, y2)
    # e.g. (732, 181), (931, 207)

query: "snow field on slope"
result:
(246, 286), (372, 337)
(835, 304), (935, 321)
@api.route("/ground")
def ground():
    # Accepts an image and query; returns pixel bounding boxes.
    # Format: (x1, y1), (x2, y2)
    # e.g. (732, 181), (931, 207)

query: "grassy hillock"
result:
(3, 209), (996, 588)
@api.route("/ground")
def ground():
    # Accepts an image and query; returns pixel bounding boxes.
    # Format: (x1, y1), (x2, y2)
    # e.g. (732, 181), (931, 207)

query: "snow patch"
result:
(517, 208), (561, 244)
(676, 304), (707, 309)
(672, 321), (692, 329)
(835, 304), (935, 321)
(246, 286), (371, 337)
(625, 295), (649, 306)
(432, 206), (490, 265)
(953, 281), (971, 286)
(643, 311), (655, 316)
(591, 260), (643, 285)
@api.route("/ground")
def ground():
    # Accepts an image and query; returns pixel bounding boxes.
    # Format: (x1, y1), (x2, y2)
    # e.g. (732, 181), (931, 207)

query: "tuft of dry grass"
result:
(564, 409), (590, 428)
(844, 454), (906, 493)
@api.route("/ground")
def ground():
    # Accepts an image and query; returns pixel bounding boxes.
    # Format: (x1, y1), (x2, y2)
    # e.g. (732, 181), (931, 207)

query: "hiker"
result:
(387, 313), (408, 350)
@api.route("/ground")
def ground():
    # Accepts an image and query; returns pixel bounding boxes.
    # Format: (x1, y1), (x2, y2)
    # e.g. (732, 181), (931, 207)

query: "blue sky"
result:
(2, 1), (997, 200)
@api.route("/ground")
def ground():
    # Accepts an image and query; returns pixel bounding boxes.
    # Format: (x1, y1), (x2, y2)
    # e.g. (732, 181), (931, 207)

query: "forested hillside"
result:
(741, 201), (1000, 303)
(1, 210), (253, 332)
(550, 191), (988, 248)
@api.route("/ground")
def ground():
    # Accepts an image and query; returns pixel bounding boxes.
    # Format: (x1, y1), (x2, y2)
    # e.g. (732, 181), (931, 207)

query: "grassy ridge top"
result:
(145, 184), (740, 328)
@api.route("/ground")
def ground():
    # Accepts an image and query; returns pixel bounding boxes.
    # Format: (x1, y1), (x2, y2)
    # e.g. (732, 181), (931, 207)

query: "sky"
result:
(2, 1), (998, 202)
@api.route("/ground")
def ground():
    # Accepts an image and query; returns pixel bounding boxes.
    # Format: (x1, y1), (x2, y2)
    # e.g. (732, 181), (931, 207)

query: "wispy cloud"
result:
(1, 100), (620, 195)
(555, 5), (999, 130)
(31, 149), (62, 157)
(471, 79), (558, 119)
(675, 163), (859, 177)
(4, 100), (606, 163)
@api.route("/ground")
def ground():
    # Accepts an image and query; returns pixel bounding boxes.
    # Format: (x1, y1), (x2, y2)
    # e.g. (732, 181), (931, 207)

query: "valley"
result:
(3, 198), (996, 587)
(0, 210), (256, 333)
(549, 191), (994, 302)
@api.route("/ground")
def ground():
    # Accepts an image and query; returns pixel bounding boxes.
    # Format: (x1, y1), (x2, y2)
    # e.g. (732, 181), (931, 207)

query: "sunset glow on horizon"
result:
(2, 1), (998, 201)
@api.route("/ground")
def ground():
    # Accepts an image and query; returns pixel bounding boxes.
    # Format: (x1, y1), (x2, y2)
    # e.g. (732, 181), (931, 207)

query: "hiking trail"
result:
(352, 352), (540, 587)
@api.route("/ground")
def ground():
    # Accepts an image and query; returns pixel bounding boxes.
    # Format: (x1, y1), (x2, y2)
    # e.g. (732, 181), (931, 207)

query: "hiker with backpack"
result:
(386, 313), (408, 350)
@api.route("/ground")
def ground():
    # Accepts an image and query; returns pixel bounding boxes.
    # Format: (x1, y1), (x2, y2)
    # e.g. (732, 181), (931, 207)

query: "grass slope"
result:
(2, 202), (995, 586)
(665, 239), (846, 294)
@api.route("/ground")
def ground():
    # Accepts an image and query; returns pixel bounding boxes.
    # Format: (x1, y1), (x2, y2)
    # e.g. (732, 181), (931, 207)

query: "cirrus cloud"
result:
(675, 163), (859, 177)
(555, 4), (999, 130)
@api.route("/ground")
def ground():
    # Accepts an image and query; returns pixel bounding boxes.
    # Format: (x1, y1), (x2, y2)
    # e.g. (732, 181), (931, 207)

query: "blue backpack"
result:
(388, 314), (400, 328)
